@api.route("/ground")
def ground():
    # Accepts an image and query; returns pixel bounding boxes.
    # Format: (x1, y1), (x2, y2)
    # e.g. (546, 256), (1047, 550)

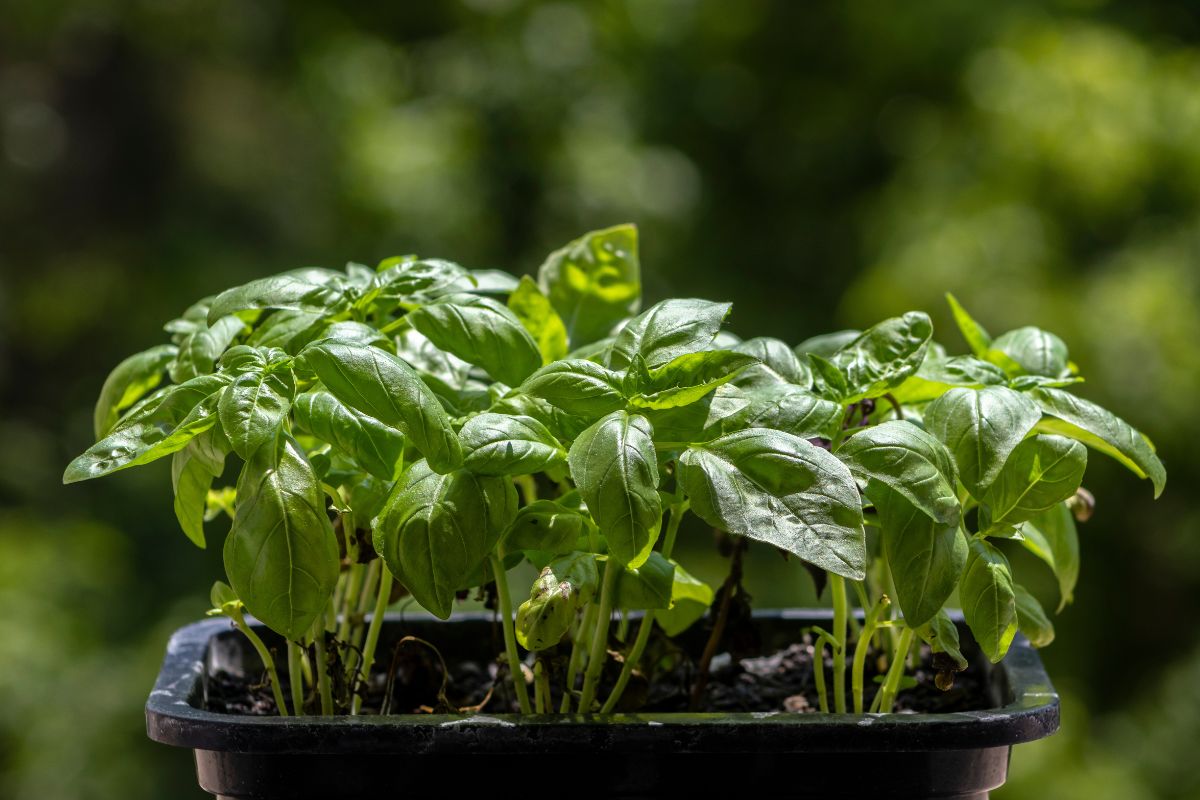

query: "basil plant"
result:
(65, 225), (1166, 716)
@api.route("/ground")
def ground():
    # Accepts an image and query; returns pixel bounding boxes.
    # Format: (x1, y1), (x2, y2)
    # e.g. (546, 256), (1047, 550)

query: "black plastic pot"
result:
(147, 611), (1058, 799)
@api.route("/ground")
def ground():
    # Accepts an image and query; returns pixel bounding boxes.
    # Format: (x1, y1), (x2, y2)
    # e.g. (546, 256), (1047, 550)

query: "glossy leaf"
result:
(502, 499), (588, 555)
(170, 428), (227, 548)
(641, 384), (753, 445)
(1018, 502), (1080, 611)
(945, 293), (992, 358)
(218, 368), (295, 459)
(406, 293), (542, 386)
(891, 355), (1009, 405)
(608, 298), (731, 370)
(990, 327), (1070, 379)
(517, 359), (627, 419)
(627, 350), (757, 410)
(207, 273), (349, 324)
(727, 384), (843, 440)
(960, 537), (1018, 663)
(795, 330), (860, 358)
(1014, 584), (1055, 647)
(93, 344), (178, 437)
(837, 420), (960, 527)
(170, 315), (246, 382)
(537, 224), (641, 347)
(508, 275), (569, 365)
(732, 337), (812, 387)
(924, 386), (1042, 497)
(916, 609), (968, 670)
(615, 551), (675, 610)
(293, 390), (405, 480)
(983, 434), (1087, 527)
(679, 428), (866, 579)
(459, 413), (567, 476)
(875, 484), (967, 628)
(830, 311), (933, 403)
(656, 559), (716, 636)
(246, 309), (327, 353)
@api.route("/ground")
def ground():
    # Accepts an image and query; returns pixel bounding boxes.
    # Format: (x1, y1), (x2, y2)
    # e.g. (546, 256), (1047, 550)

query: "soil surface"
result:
(205, 627), (991, 716)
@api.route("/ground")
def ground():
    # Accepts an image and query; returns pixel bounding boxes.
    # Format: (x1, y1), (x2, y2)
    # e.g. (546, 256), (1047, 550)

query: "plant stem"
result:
(578, 558), (620, 712)
(350, 564), (394, 714)
(288, 640), (306, 716)
(830, 574), (849, 713)
(877, 626), (915, 713)
(559, 602), (598, 712)
(852, 596), (890, 714)
(690, 536), (746, 711)
(490, 554), (532, 714)
(534, 657), (550, 714)
(813, 634), (831, 713)
(337, 562), (365, 642)
(230, 609), (289, 716)
(312, 616), (333, 716)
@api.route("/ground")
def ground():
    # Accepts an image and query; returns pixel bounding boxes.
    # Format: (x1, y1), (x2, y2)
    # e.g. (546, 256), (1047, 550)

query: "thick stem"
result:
(350, 565), (394, 714)
(490, 554), (533, 714)
(559, 602), (598, 712)
(877, 626), (916, 713)
(230, 610), (289, 716)
(578, 559), (620, 712)
(288, 640), (306, 716)
(830, 574), (849, 713)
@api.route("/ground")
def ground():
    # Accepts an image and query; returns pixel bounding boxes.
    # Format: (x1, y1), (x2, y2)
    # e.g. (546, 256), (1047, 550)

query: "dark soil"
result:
(204, 627), (990, 716)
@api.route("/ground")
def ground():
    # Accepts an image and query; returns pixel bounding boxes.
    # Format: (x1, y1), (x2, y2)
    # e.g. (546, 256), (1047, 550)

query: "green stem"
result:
(560, 602), (598, 712)
(534, 658), (550, 714)
(852, 596), (891, 714)
(288, 640), (306, 716)
(337, 563), (365, 642)
(877, 626), (916, 713)
(813, 634), (832, 713)
(490, 554), (532, 714)
(312, 615), (333, 716)
(830, 574), (849, 713)
(351, 565), (394, 714)
(578, 559), (620, 712)
(230, 609), (289, 716)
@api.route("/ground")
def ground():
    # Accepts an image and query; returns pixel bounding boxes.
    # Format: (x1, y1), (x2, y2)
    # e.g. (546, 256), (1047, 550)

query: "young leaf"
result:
(732, 337), (812, 387)
(627, 350), (757, 410)
(406, 293), (542, 386)
(829, 311), (933, 402)
(1032, 387), (1166, 497)
(300, 340), (462, 473)
(515, 552), (599, 650)
(537, 224), (641, 347)
(891, 355), (1009, 405)
(93, 344), (178, 437)
(517, 359), (627, 419)
(170, 315), (246, 382)
(807, 352), (850, 402)
(218, 368), (295, 460)
(641, 384), (753, 445)
(990, 327), (1070, 379)
(944, 293), (992, 358)
(1018, 501), (1080, 611)
(246, 309), (327, 354)
(502, 499), (588, 555)
(207, 272), (349, 325)
(874, 484), (967, 628)
(615, 551), (675, 610)
(679, 429), (866, 579)
(608, 298), (732, 370)
(655, 560), (716, 636)
(916, 609), (968, 671)
(837, 420), (960, 527)
(1014, 584), (1055, 647)
(459, 413), (567, 476)
(293, 390), (405, 480)
(223, 436), (340, 640)
(508, 275), (569, 365)
(170, 429), (227, 548)
(983, 434), (1087, 527)
(568, 411), (661, 568)
(924, 386), (1042, 497)
(64, 375), (229, 483)
(960, 537), (1018, 663)
(373, 461), (517, 619)
(795, 330), (861, 358)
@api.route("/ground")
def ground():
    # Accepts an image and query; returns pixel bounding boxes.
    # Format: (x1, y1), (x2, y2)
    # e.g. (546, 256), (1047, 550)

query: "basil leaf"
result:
(795, 330), (861, 358)
(916, 609), (968, 671)
(508, 275), (569, 365)
(627, 350), (757, 410)
(394, 328), (472, 389)
(924, 386), (1042, 497)
(170, 428), (227, 548)
(837, 420), (960, 527)
(944, 293), (992, 358)
(502, 499), (588, 555)
(218, 368), (295, 460)
(467, 269), (520, 295)
(655, 560), (716, 636)
(807, 352), (850, 402)
(983, 434), (1087, 527)
(679, 429), (866, 579)
(538, 224), (641, 347)
(93, 344), (178, 437)
(990, 327), (1070, 379)
(516, 552), (598, 650)
(406, 293), (542, 386)
(517, 359), (627, 419)
(1018, 502), (1079, 611)
(729, 384), (843, 440)
(223, 436), (340, 640)
(373, 461), (517, 619)
(731, 336), (811, 387)
(64, 375), (228, 483)
(829, 311), (933, 402)
(615, 551), (675, 610)
(208, 273), (349, 325)
(641, 384), (753, 445)
(293, 390), (405, 480)
(460, 413), (567, 476)
(170, 315), (246, 382)
(568, 411), (662, 568)
(874, 483), (967, 628)
(890, 355), (1009, 405)
(245, 309), (327, 353)
(1032, 386), (1166, 497)
(608, 298), (731, 370)
(1014, 584), (1055, 647)
(960, 537), (1018, 663)
(300, 340), (462, 473)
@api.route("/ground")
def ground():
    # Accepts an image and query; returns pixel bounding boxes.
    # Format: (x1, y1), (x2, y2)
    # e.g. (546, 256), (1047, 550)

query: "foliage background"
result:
(2, 1), (1198, 797)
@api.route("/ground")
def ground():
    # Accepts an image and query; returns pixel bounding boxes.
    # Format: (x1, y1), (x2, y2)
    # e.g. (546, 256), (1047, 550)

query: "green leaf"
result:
(406, 293), (542, 386)
(300, 340), (462, 473)
(726, 384), (843, 441)
(467, 269), (520, 295)
(209, 580), (239, 611)
(93, 344), (179, 437)
(1014, 584), (1055, 647)
(641, 385), (753, 445)
(516, 552), (598, 650)
(891, 355), (1010, 405)
(517, 359), (627, 419)
(983, 434), (1087, 527)
(795, 330), (861, 358)
(960, 537), (1018, 663)
(609, 298), (732, 370)
(615, 551), (675, 610)
(837, 420), (960, 527)
(732, 337), (812, 387)
(656, 560), (715, 636)
(373, 461), (517, 619)
(1032, 387), (1166, 497)
(394, 328), (472, 389)
(459, 413), (567, 476)
(207, 273), (349, 325)
(627, 350), (757, 410)
(293, 390), (405, 480)
(246, 309), (327, 353)
(218, 368), (295, 460)
(1018, 501), (1080, 611)
(990, 327), (1070, 379)
(64, 375), (228, 483)
(508, 275), (569, 365)
(829, 311), (933, 402)
(679, 429), (866, 579)
(502, 499), (588, 555)
(170, 315), (246, 382)
(944, 293), (992, 358)
(538, 223), (641, 347)
(924, 386), (1042, 497)
(568, 411), (661, 568)
(807, 353), (850, 401)
(916, 609), (968, 670)
(223, 436), (340, 639)
(874, 484), (967, 628)
(171, 428), (227, 548)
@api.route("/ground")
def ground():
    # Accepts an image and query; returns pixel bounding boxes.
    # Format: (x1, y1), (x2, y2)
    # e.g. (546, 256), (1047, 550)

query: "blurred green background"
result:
(2, 1), (1198, 797)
